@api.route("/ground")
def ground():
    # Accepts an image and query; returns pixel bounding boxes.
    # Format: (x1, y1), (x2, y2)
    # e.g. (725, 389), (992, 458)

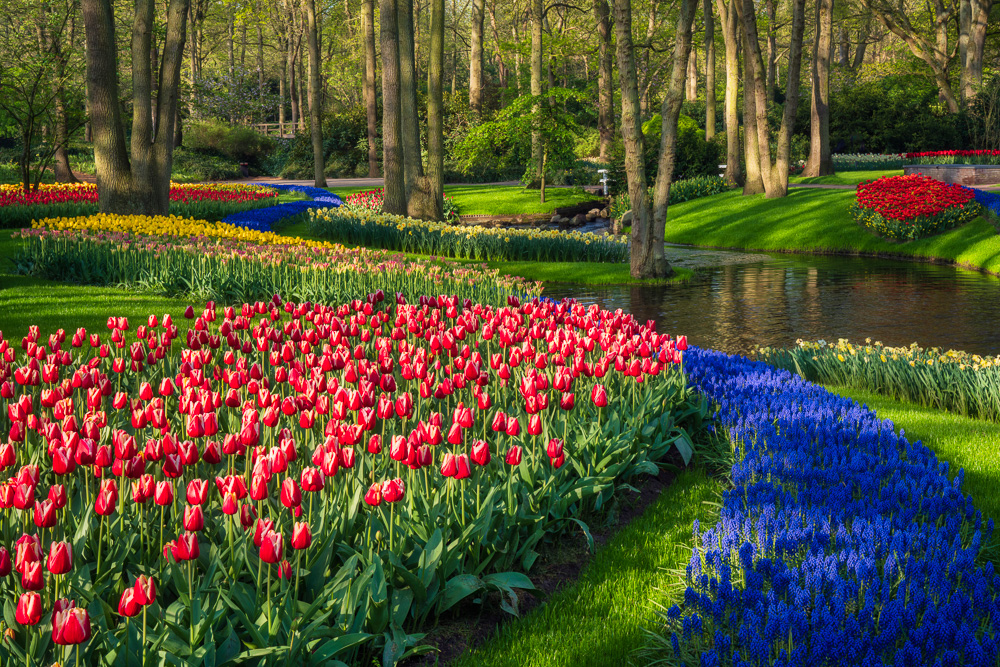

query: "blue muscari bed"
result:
(219, 183), (342, 232)
(669, 346), (998, 666)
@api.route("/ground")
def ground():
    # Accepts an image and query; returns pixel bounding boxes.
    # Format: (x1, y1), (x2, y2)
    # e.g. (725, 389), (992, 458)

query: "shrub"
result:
(309, 207), (628, 263)
(185, 119), (275, 163)
(171, 147), (242, 182)
(849, 174), (981, 240)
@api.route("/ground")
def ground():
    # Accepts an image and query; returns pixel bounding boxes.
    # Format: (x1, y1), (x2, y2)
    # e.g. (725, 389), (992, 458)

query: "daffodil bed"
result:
(0, 183), (281, 229)
(642, 347), (999, 666)
(14, 214), (540, 306)
(0, 295), (704, 665)
(308, 207), (628, 264)
(756, 338), (1000, 422)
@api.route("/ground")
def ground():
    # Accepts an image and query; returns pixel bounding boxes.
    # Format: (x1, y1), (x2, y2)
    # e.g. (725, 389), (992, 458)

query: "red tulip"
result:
(21, 561), (44, 590)
(52, 606), (91, 645)
(470, 439), (491, 466)
(291, 522), (312, 550)
(240, 504), (257, 530)
(15, 592), (42, 626)
(47, 541), (72, 575)
(300, 467), (325, 492)
(440, 453), (457, 478)
(15, 534), (41, 573)
(170, 532), (200, 562)
(277, 559), (293, 579)
(559, 392), (575, 410)
(259, 529), (283, 564)
(364, 483), (382, 506)
(505, 446), (522, 466)
(134, 575), (156, 605)
(454, 454), (471, 480)
(528, 414), (542, 435)
(591, 384), (608, 408)
(186, 478), (209, 505)
(253, 518), (275, 547)
(118, 587), (141, 617)
(184, 306), (195, 319)
(280, 478), (302, 508)
(0, 547), (11, 576)
(381, 478), (405, 503)
(183, 504), (205, 531)
(154, 481), (174, 506)
(222, 492), (239, 515)
(33, 499), (56, 528)
(446, 422), (463, 445)
(95, 479), (118, 516)
(546, 438), (564, 458)
(505, 417), (520, 437)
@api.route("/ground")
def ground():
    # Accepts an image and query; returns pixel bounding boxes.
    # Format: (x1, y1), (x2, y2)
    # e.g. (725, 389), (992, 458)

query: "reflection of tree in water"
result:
(549, 256), (1000, 356)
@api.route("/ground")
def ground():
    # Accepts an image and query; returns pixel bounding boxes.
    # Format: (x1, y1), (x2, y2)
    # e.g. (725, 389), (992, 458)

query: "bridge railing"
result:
(250, 122), (298, 138)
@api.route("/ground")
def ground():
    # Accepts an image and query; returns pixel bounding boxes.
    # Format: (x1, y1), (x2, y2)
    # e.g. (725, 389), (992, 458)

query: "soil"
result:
(404, 448), (684, 666)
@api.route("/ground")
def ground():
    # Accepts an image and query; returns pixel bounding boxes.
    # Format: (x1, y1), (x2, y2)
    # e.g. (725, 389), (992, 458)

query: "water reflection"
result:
(545, 254), (1000, 355)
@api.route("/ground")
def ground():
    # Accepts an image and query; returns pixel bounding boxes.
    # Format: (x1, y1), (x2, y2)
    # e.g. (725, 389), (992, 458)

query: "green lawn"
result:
(450, 466), (720, 667)
(443, 185), (599, 216)
(827, 385), (1000, 545)
(789, 169), (903, 186)
(664, 188), (1000, 274)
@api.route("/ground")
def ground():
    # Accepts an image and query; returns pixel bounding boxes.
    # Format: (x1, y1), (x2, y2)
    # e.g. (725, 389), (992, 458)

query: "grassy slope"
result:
(664, 188), (1000, 274)
(0, 233), (191, 338)
(827, 384), (1000, 533)
(788, 169), (902, 185)
(444, 185), (598, 216)
(451, 467), (719, 667)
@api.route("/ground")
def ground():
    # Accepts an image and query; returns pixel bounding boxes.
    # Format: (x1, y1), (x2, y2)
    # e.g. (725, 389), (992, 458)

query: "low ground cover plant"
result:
(642, 347), (999, 665)
(834, 150), (1000, 172)
(850, 174), (981, 240)
(757, 338), (1000, 422)
(0, 296), (702, 665)
(13, 219), (537, 306)
(0, 183), (279, 228)
(308, 208), (627, 263)
(342, 188), (460, 224)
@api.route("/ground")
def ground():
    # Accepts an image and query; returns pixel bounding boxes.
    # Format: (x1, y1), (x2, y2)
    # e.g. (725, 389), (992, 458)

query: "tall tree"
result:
(530, 0), (544, 185)
(741, 0), (806, 198)
(303, 0), (327, 186)
(959, 0), (994, 101)
(81, 0), (188, 214)
(704, 0), (717, 139)
(715, 0), (743, 185)
(362, 0), (379, 176)
(803, 0), (833, 176)
(420, 0), (446, 221)
(594, 0), (614, 161)
(380, 0), (406, 215)
(469, 0), (485, 113)
(398, 0), (422, 203)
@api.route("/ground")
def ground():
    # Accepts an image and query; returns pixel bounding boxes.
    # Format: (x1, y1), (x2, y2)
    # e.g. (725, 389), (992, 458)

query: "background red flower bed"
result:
(856, 174), (975, 221)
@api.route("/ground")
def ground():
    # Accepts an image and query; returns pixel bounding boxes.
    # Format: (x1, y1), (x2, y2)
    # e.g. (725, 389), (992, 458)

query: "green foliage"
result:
(829, 75), (967, 153)
(759, 340), (1000, 422)
(309, 207), (628, 263)
(608, 176), (735, 220)
(185, 119), (275, 163)
(170, 147), (243, 182)
(625, 114), (721, 185)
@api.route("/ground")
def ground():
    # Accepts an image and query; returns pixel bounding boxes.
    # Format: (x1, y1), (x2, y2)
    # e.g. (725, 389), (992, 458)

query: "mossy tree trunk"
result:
(380, 0), (406, 215)
(303, 0), (327, 187)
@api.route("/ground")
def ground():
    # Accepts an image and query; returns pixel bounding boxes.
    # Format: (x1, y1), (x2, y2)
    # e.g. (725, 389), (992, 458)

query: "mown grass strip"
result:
(788, 169), (903, 186)
(449, 466), (721, 667)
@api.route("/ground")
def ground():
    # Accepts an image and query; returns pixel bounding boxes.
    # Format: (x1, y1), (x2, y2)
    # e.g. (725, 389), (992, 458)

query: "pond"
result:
(544, 247), (1000, 356)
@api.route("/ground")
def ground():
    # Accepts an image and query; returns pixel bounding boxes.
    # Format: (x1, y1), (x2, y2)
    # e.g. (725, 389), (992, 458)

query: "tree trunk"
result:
(742, 0), (806, 197)
(289, 33), (299, 130)
(594, 0), (614, 161)
(851, 23), (868, 69)
(53, 95), (77, 182)
(421, 0), (446, 221)
(363, 0), (379, 176)
(735, 0), (763, 193)
(399, 0), (427, 214)
(765, 0), (776, 100)
(638, 1), (657, 117)
(303, 0), (327, 187)
(716, 0), (743, 186)
(469, 0), (485, 113)
(704, 0), (717, 139)
(685, 47), (698, 100)
(530, 0), (543, 192)
(803, 0), (833, 177)
(614, 0), (657, 278)
(960, 0), (993, 100)
(257, 20), (265, 108)
(82, 0), (188, 215)
(228, 8), (235, 81)
(651, 0), (698, 277)
(380, 0), (406, 215)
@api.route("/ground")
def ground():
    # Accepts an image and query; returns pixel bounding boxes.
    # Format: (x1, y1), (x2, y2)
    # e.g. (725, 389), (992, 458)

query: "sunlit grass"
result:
(789, 169), (903, 186)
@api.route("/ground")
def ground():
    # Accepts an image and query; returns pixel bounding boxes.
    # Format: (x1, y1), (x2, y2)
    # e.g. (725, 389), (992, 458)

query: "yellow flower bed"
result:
(32, 213), (340, 250)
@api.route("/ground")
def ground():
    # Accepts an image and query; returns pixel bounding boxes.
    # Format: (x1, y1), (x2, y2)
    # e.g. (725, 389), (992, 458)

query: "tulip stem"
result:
(266, 564), (272, 643)
(97, 514), (104, 578)
(188, 561), (194, 648)
(142, 605), (147, 667)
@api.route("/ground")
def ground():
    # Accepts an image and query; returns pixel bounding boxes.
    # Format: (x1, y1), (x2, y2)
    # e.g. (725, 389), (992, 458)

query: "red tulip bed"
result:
(0, 183), (279, 229)
(850, 174), (982, 240)
(0, 294), (703, 665)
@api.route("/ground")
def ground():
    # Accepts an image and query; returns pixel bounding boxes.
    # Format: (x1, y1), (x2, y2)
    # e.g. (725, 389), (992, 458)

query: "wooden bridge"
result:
(249, 122), (298, 138)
